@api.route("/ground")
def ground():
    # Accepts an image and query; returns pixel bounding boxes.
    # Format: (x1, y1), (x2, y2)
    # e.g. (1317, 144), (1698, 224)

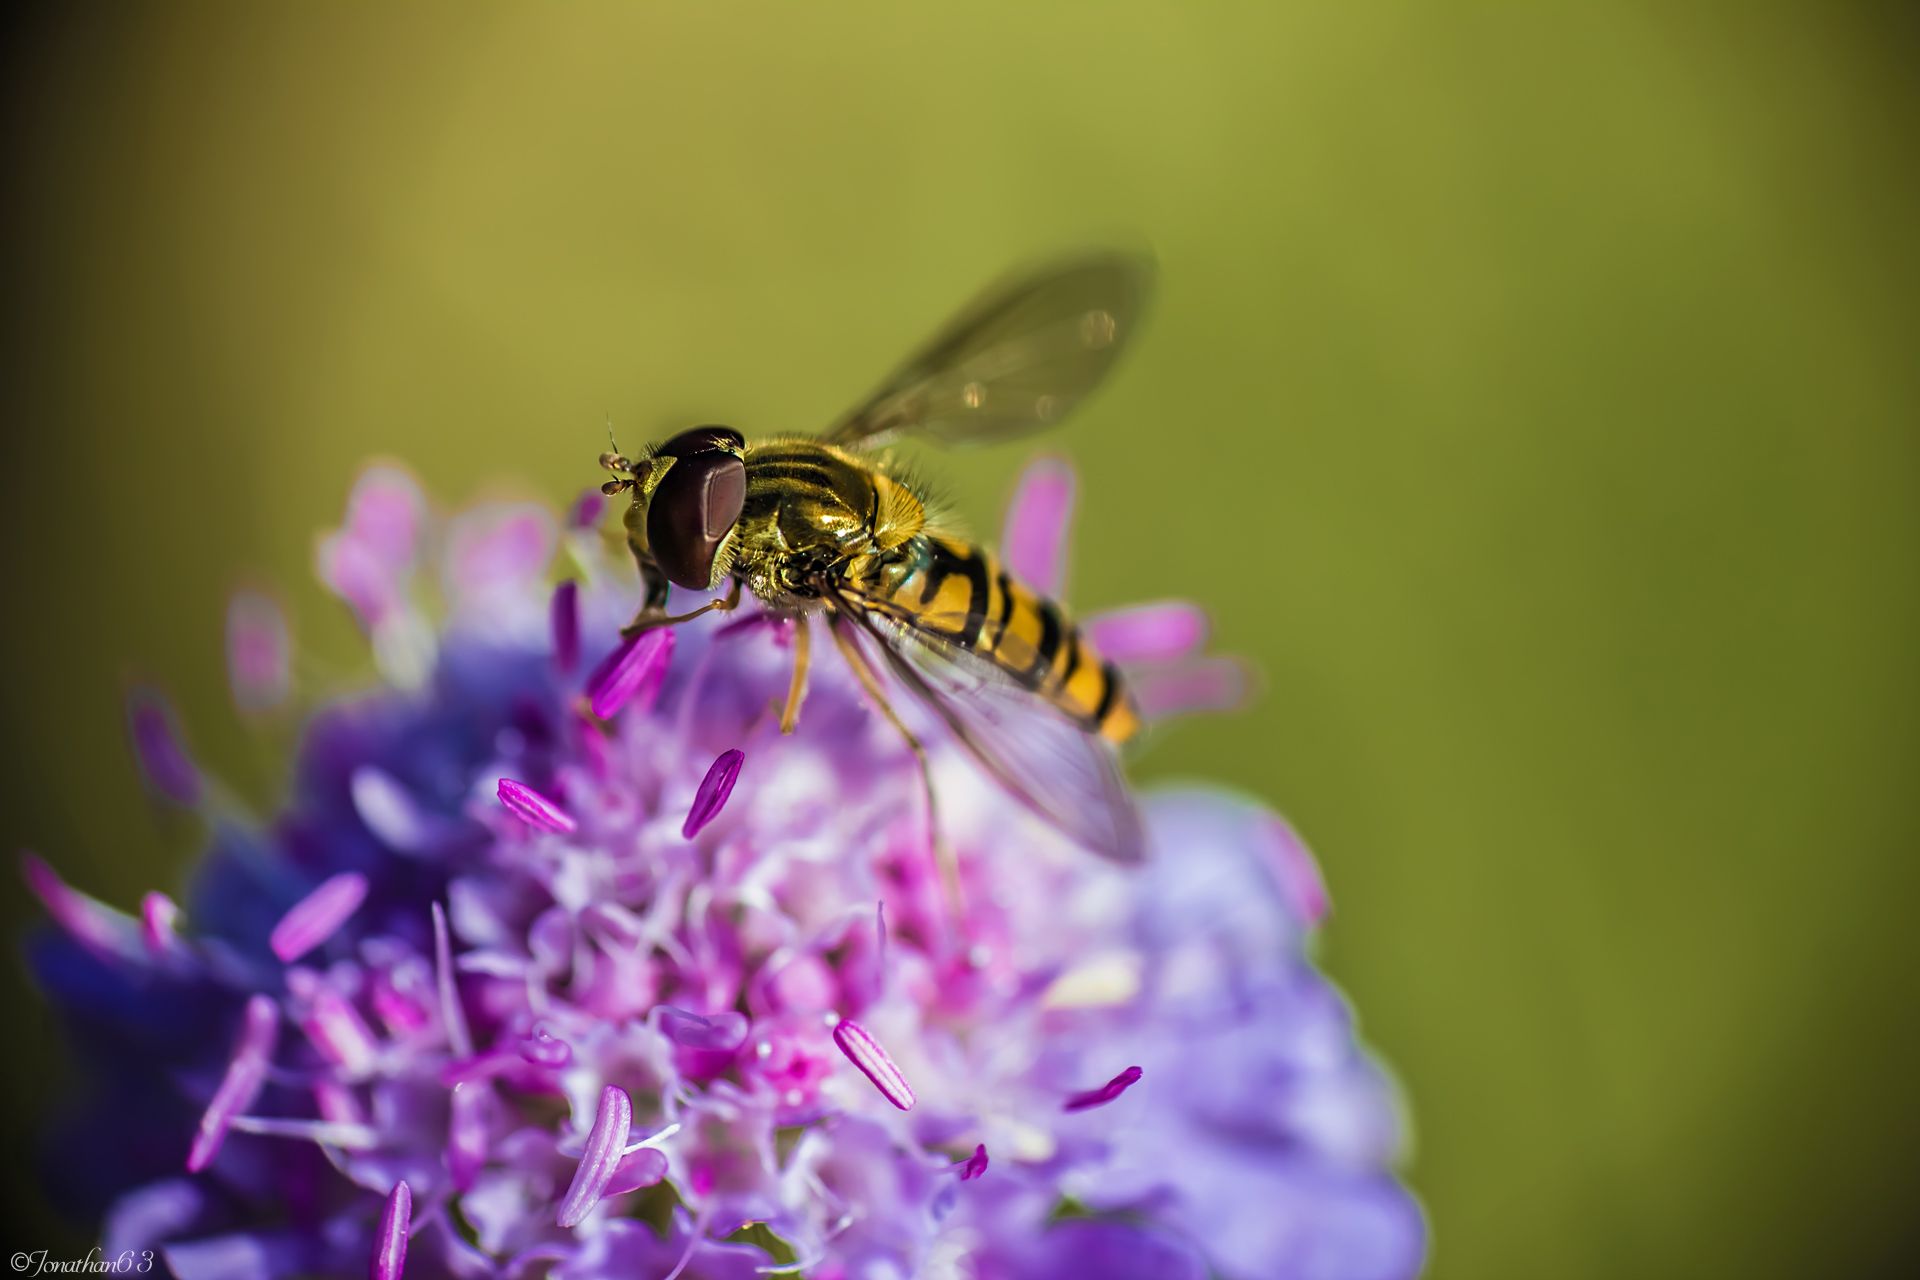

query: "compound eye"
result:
(647, 452), (746, 589)
(656, 425), (745, 460)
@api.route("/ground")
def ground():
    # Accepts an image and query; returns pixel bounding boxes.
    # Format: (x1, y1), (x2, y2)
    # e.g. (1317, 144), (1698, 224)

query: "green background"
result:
(3, 4), (1914, 1277)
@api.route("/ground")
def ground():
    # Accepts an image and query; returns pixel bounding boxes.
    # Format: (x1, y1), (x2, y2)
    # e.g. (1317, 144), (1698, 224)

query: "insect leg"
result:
(779, 615), (812, 735)
(623, 577), (742, 637)
(827, 611), (966, 919)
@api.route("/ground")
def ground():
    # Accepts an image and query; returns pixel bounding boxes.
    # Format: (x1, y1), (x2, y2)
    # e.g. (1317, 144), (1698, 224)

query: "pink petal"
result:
(21, 854), (140, 962)
(125, 688), (203, 807)
(1129, 657), (1253, 722)
(446, 504), (558, 601)
(605, 1147), (669, 1196)
(140, 891), (181, 957)
(958, 1143), (989, 1181)
(1001, 455), (1076, 597)
(1267, 815), (1330, 926)
(1084, 601), (1210, 667)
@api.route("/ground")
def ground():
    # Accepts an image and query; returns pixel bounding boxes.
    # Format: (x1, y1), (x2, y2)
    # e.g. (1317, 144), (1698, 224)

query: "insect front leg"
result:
(779, 615), (812, 734)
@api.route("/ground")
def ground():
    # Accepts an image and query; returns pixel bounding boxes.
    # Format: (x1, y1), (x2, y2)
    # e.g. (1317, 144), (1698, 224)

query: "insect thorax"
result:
(728, 440), (927, 605)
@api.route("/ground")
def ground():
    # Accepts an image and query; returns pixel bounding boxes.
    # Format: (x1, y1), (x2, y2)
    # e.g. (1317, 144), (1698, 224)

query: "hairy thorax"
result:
(727, 439), (927, 607)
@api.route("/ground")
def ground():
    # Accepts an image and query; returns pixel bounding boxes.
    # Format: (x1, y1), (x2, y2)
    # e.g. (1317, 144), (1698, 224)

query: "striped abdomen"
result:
(843, 534), (1141, 743)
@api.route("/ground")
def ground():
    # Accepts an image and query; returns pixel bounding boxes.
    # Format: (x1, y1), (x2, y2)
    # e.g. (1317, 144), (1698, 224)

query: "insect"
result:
(599, 252), (1154, 865)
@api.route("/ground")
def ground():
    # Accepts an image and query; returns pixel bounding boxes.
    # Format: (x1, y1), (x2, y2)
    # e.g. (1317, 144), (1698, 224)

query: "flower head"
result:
(25, 459), (1423, 1278)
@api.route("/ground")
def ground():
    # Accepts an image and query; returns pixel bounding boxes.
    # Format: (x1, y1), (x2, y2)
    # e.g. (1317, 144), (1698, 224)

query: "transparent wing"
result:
(826, 585), (1145, 864)
(822, 250), (1155, 450)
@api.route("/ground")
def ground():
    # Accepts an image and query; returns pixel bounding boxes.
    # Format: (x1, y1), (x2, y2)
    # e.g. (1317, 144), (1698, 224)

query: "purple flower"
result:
(23, 459), (1424, 1279)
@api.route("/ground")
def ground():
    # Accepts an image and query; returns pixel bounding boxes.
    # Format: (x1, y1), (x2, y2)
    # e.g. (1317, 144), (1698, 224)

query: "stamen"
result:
(551, 580), (581, 674)
(20, 853), (138, 961)
(447, 1081), (490, 1192)
(1001, 455), (1076, 597)
(570, 487), (608, 530)
(658, 1006), (748, 1052)
(556, 1084), (633, 1228)
(288, 971), (380, 1076)
(605, 1147), (669, 1196)
(1083, 601), (1209, 666)
(585, 628), (674, 720)
(831, 1019), (915, 1111)
(140, 891), (180, 957)
(226, 1114), (380, 1149)
(225, 590), (292, 714)
(370, 1181), (411, 1280)
(496, 778), (578, 835)
(957, 1143), (989, 1181)
(186, 994), (278, 1171)
(520, 1024), (574, 1068)
(350, 767), (431, 853)
(125, 688), (203, 807)
(268, 872), (369, 963)
(432, 901), (474, 1057)
(681, 749), (744, 839)
(1062, 1064), (1143, 1112)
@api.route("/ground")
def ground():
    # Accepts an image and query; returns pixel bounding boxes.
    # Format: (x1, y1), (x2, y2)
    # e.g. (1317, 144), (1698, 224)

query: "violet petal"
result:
(268, 872), (369, 963)
(831, 1019), (915, 1111)
(681, 749), (744, 839)
(557, 1085), (633, 1228)
(431, 901), (474, 1058)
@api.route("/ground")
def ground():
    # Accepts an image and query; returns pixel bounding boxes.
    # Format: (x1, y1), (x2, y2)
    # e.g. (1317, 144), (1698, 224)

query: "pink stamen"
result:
(447, 1081), (491, 1192)
(140, 891), (180, 957)
(551, 580), (581, 673)
(186, 995), (278, 1171)
(20, 854), (138, 961)
(289, 971), (381, 1076)
(496, 778), (578, 835)
(585, 628), (674, 720)
(432, 902), (474, 1057)
(681, 749), (744, 839)
(1001, 455), (1076, 597)
(658, 1006), (749, 1053)
(569, 487), (607, 531)
(520, 1024), (574, 1069)
(831, 1019), (915, 1111)
(957, 1143), (989, 1180)
(1063, 1064), (1143, 1112)
(371, 1181), (411, 1280)
(556, 1085), (633, 1228)
(1084, 601), (1209, 666)
(126, 688), (203, 807)
(269, 872), (369, 963)
(225, 590), (292, 714)
(605, 1147), (669, 1196)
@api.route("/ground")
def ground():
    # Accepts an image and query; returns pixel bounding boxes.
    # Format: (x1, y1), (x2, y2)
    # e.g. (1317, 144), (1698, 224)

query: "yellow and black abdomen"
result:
(843, 533), (1141, 743)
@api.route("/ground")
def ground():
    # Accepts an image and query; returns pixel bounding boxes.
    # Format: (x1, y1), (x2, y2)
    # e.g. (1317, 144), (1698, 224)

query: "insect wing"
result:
(830, 588), (1146, 863)
(822, 251), (1154, 449)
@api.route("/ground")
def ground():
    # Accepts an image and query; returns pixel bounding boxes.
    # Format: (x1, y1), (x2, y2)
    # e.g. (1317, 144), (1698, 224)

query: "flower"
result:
(23, 457), (1424, 1279)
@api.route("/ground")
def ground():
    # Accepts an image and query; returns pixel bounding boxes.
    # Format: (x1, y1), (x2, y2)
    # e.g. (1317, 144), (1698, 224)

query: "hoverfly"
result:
(599, 253), (1153, 865)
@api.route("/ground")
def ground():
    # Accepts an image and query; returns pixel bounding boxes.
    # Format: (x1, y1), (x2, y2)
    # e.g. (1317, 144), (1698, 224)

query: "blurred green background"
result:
(3, 3), (1915, 1276)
